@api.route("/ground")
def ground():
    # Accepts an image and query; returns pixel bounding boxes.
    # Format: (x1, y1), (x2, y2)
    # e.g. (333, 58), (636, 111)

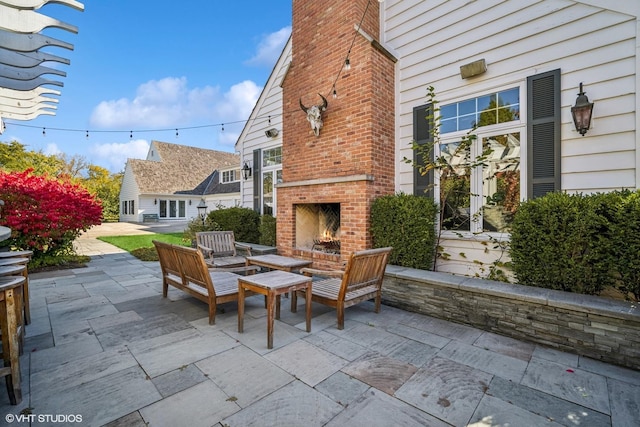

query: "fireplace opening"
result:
(295, 203), (340, 254)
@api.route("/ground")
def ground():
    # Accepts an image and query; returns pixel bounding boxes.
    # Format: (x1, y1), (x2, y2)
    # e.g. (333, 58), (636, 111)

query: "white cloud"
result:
(245, 26), (291, 67)
(89, 139), (149, 173)
(90, 77), (220, 128)
(44, 143), (62, 156)
(89, 77), (261, 146)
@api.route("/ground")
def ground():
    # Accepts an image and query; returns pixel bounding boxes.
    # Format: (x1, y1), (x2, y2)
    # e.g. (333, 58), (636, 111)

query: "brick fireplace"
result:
(276, 0), (396, 268)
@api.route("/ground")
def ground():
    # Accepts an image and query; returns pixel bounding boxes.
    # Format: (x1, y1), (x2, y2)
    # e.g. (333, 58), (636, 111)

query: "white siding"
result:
(119, 162), (140, 222)
(236, 38), (291, 209)
(381, 0), (639, 276)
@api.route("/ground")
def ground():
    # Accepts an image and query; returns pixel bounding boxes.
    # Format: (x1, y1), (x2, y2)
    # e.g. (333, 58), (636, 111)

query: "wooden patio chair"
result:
(291, 246), (393, 329)
(152, 240), (256, 325)
(195, 231), (252, 269)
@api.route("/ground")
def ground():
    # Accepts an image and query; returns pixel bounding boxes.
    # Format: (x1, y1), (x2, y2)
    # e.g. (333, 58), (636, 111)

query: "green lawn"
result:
(98, 233), (189, 252)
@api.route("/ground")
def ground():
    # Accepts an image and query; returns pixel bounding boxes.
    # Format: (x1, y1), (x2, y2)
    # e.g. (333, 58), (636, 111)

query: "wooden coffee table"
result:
(246, 254), (312, 272)
(237, 270), (312, 349)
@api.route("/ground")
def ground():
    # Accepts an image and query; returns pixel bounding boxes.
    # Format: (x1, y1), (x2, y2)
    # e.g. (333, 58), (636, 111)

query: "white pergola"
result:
(0, 0), (84, 132)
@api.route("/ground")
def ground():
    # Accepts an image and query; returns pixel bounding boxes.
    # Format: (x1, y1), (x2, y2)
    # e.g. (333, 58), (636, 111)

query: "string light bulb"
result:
(345, 58), (351, 71)
(332, 88), (337, 99)
(42, 127), (46, 136)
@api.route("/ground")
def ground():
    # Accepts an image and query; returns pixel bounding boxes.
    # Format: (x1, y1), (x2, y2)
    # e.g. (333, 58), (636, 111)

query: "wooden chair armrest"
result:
(300, 267), (344, 278)
(197, 244), (213, 257)
(235, 242), (252, 256)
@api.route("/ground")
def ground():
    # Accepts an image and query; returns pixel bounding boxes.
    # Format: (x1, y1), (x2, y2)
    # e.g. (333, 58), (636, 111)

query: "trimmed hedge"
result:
(207, 207), (261, 244)
(510, 190), (640, 299)
(371, 193), (438, 270)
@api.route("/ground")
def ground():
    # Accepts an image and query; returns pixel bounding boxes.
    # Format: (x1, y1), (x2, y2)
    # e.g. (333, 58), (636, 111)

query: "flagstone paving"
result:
(0, 230), (637, 426)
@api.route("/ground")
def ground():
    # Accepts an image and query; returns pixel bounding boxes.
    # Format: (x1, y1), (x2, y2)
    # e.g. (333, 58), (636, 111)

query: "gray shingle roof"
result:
(130, 141), (240, 195)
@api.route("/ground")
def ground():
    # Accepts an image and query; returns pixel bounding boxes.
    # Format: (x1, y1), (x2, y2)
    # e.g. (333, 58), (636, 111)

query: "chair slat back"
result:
(171, 245), (216, 297)
(340, 247), (392, 299)
(196, 231), (237, 257)
(153, 240), (181, 278)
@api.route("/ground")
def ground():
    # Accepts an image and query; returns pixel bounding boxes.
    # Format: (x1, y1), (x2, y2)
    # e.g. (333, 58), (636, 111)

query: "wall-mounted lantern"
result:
(197, 199), (208, 226)
(242, 162), (252, 180)
(154, 198), (157, 205)
(571, 82), (594, 136)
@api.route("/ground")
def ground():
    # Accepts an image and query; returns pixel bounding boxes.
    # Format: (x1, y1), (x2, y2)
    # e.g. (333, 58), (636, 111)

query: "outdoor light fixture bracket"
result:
(571, 82), (594, 136)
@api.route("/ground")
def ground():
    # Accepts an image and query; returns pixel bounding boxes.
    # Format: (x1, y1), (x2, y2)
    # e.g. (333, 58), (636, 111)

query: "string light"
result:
(175, 128), (179, 138)
(86, 130), (89, 139)
(325, 0), (373, 100)
(42, 127), (45, 136)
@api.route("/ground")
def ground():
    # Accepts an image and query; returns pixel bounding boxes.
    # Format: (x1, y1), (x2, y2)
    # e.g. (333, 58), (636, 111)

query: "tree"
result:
(83, 165), (122, 221)
(0, 169), (102, 260)
(0, 140), (64, 175)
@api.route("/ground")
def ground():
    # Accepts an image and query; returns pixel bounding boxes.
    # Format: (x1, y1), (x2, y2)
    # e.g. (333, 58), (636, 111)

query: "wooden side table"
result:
(246, 254), (312, 272)
(238, 270), (312, 349)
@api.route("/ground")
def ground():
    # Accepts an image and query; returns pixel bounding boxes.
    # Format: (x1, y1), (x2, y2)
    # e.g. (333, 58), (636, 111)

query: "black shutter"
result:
(252, 149), (261, 212)
(527, 69), (560, 198)
(413, 103), (434, 198)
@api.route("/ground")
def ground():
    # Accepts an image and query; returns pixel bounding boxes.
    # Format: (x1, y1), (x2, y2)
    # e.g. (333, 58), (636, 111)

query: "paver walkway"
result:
(0, 222), (638, 426)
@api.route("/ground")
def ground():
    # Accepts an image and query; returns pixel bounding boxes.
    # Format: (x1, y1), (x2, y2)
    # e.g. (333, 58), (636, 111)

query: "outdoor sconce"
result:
(571, 82), (594, 136)
(242, 162), (252, 180)
(196, 199), (208, 226)
(189, 199), (192, 206)
(265, 128), (279, 138)
(154, 198), (157, 205)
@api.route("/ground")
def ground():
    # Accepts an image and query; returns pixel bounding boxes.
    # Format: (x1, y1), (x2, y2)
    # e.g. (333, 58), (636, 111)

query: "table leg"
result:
(275, 295), (281, 320)
(238, 282), (245, 333)
(266, 291), (275, 349)
(305, 282), (312, 333)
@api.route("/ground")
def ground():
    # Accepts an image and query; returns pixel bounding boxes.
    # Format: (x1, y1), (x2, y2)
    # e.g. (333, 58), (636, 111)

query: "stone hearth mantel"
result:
(276, 174), (374, 188)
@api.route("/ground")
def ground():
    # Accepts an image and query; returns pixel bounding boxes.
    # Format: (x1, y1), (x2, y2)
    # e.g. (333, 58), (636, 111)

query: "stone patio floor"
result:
(0, 223), (638, 426)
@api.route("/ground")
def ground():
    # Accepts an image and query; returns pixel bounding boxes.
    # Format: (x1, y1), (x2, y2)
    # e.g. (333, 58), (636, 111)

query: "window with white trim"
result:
(437, 86), (524, 234)
(261, 147), (282, 215)
(222, 169), (240, 183)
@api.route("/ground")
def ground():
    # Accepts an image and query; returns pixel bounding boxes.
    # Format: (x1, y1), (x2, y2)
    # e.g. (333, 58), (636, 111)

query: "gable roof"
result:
(129, 141), (240, 195)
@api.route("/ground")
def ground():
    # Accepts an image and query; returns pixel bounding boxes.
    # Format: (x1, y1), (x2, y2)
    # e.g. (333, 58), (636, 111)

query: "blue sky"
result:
(2, 1), (292, 173)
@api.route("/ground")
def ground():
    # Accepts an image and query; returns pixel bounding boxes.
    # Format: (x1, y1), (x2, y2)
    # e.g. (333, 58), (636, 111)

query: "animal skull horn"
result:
(299, 93), (328, 137)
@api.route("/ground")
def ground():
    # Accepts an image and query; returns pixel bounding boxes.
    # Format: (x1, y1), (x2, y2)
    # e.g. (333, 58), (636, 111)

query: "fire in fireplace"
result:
(295, 203), (340, 253)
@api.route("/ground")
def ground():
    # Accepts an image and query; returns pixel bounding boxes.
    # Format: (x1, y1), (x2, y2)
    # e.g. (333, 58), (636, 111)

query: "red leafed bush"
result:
(0, 169), (102, 258)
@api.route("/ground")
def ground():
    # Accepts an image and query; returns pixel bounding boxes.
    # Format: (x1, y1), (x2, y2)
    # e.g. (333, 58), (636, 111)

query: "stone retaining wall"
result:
(382, 265), (640, 370)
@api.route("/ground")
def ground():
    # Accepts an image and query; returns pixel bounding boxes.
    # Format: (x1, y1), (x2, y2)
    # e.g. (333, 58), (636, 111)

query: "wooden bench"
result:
(143, 213), (159, 223)
(152, 241), (256, 324)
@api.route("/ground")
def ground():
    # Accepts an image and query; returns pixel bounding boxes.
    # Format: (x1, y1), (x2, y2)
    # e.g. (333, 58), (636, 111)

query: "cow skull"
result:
(299, 93), (328, 137)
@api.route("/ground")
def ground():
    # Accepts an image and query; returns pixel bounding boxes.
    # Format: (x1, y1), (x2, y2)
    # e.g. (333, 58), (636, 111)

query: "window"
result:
(263, 147), (282, 167)
(440, 88), (520, 134)
(222, 169), (240, 183)
(253, 147), (282, 215)
(158, 199), (187, 219)
(437, 86), (523, 233)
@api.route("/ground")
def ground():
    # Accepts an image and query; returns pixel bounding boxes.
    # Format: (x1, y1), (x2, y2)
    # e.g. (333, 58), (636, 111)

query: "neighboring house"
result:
(236, 0), (640, 275)
(119, 141), (241, 223)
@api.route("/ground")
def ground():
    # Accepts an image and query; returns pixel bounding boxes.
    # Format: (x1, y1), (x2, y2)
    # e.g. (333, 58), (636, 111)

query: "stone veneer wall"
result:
(382, 265), (640, 371)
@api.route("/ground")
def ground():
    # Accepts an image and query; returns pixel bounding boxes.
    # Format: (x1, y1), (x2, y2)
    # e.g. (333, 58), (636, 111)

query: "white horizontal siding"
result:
(237, 38), (291, 209)
(382, 0), (639, 276)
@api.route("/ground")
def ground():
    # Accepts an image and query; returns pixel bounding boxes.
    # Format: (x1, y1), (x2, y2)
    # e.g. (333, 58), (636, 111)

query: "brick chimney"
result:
(277, 0), (395, 267)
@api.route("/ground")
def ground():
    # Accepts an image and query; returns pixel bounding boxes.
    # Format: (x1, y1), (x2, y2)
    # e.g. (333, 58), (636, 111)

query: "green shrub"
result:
(183, 216), (221, 245)
(207, 207), (261, 243)
(371, 192), (438, 269)
(509, 192), (618, 295)
(612, 190), (640, 300)
(259, 214), (277, 246)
